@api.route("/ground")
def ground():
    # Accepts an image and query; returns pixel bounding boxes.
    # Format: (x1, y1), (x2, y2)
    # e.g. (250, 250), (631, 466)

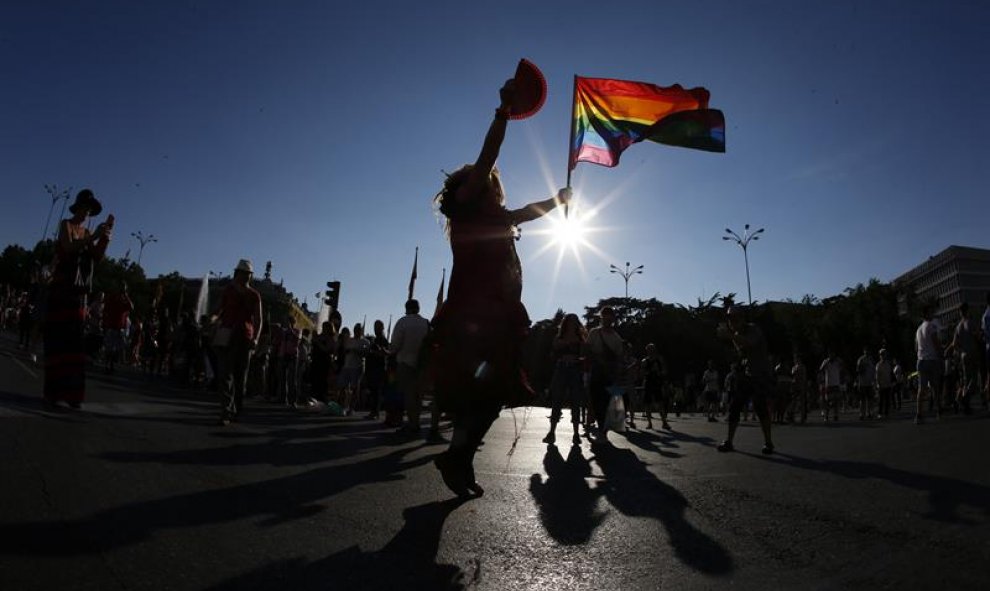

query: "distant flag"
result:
(568, 76), (725, 174)
(433, 268), (446, 320)
(407, 246), (418, 301)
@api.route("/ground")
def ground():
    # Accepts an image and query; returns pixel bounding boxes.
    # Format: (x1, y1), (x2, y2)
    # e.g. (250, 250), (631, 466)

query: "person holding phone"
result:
(43, 189), (112, 410)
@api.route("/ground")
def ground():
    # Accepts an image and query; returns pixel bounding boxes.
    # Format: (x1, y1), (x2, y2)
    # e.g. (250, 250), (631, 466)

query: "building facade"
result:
(892, 245), (990, 328)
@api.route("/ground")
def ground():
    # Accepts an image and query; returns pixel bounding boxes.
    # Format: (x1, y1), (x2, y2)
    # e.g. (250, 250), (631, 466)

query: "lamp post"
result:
(722, 224), (765, 306)
(42, 184), (72, 242)
(131, 231), (157, 267)
(609, 261), (644, 299)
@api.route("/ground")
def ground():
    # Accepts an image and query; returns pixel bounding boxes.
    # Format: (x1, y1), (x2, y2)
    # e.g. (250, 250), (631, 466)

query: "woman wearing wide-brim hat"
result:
(43, 189), (113, 410)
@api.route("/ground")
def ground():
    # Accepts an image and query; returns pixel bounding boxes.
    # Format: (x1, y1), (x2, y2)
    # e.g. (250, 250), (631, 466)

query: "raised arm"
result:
(456, 81), (514, 204)
(508, 188), (572, 225)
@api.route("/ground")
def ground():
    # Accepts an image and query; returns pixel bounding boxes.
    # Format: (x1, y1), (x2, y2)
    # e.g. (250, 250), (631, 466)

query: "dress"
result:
(432, 204), (532, 413)
(43, 224), (100, 404)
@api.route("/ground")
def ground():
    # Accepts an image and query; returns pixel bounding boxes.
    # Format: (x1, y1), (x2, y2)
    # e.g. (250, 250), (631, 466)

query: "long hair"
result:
(557, 313), (586, 342)
(433, 165), (505, 236)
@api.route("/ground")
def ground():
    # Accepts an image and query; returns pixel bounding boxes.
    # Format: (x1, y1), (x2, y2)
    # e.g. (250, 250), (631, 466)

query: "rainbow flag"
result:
(569, 77), (725, 170)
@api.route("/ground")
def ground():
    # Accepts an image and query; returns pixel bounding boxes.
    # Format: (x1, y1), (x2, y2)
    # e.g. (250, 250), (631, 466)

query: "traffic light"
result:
(324, 281), (340, 310)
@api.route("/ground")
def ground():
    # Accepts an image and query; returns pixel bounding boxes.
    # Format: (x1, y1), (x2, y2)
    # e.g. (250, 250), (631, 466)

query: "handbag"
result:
(605, 386), (626, 432)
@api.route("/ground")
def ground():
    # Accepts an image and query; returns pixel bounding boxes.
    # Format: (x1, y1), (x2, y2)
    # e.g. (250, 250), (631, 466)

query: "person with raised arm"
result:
(430, 78), (571, 497)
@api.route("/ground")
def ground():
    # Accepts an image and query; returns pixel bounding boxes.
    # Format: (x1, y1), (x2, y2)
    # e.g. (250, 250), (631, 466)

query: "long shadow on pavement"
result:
(749, 451), (990, 525)
(0, 443), (434, 556)
(591, 442), (734, 576)
(205, 498), (473, 591)
(529, 443), (606, 546)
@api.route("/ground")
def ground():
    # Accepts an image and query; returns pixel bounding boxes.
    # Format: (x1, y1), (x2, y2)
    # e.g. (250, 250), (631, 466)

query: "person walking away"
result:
(249, 323), (271, 399)
(281, 318), (302, 406)
(339, 322), (369, 415)
(791, 354), (808, 424)
(390, 300), (430, 433)
(620, 342), (640, 427)
(310, 321), (334, 405)
(716, 306), (775, 454)
(213, 259), (262, 425)
(892, 358), (905, 411)
(42, 190), (111, 410)
(585, 307), (625, 443)
(914, 303), (942, 424)
(702, 360), (720, 422)
(429, 77), (572, 496)
(724, 362), (740, 424)
(364, 319), (389, 420)
(949, 302), (977, 415)
(818, 351), (843, 422)
(856, 348), (877, 419)
(641, 343), (670, 430)
(773, 357), (793, 424)
(875, 348), (894, 419)
(542, 313), (587, 446)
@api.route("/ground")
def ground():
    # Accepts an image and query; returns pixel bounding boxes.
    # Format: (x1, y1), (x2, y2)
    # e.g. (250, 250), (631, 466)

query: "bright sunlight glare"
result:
(549, 212), (587, 249)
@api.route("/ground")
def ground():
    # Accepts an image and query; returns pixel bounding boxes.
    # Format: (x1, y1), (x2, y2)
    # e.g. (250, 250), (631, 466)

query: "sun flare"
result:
(548, 212), (587, 249)
(527, 197), (612, 290)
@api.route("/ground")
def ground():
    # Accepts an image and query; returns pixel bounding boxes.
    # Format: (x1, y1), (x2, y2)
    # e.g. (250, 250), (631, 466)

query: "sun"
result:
(526, 197), (611, 285)
(548, 212), (587, 249)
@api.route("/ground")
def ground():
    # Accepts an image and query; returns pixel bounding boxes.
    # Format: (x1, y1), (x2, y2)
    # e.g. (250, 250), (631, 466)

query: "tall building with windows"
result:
(892, 245), (990, 328)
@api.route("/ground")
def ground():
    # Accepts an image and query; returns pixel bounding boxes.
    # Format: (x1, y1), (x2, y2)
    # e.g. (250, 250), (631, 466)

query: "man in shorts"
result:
(950, 302), (977, 415)
(819, 351), (843, 422)
(915, 303), (942, 424)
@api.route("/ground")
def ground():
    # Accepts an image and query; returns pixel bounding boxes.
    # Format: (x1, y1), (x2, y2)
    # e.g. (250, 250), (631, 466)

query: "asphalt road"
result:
(1, 335), (988, 590)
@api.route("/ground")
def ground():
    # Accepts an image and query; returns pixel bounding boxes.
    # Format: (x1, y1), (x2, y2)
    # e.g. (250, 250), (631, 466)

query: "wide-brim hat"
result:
(68, 189), (102, 216)
(508, 59), (547, 120)
(235, 259), (254, 274)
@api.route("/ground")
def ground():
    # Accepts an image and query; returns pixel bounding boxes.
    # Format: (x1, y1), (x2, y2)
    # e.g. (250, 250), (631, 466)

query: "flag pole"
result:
(564, 75), (579, 218)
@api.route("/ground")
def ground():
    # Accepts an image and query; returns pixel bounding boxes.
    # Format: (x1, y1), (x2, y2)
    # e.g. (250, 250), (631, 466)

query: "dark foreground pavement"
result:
(1, 338), (988, 590)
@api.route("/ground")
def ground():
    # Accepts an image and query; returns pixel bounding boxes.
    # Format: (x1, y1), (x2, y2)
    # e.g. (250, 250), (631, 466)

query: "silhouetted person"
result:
(716, 305), (774, 454)
(43, 189), (112, 410)
(641, 343), (670, 430)
(950, 302), (977, 414)
(914, 303), (942, 424)
(430, 77), (571, 497)
(390, 299), (430, 434)
(586, 306), (624, 443)
(213, 259), (263, 425)
(543, 313), (587, 446)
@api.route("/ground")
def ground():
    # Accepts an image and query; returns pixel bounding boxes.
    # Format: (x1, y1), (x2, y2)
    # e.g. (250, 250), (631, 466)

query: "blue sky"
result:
(2, 0), (988, 326)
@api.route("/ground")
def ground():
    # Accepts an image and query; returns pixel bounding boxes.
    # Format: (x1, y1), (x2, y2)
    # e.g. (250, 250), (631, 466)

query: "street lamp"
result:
(722, 224), (765, 306)
(131, 231), (158, 267)
(609, 261), (644, 299)
(42, 184), (72, 242)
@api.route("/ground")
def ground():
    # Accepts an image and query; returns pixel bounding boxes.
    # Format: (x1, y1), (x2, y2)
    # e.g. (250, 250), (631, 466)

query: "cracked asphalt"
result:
(1, 337), (988, 590)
